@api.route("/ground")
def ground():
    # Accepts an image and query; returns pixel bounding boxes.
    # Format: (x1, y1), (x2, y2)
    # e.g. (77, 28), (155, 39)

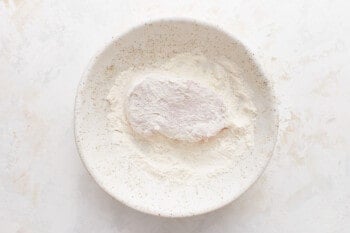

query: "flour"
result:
(106, 53), (257, 184)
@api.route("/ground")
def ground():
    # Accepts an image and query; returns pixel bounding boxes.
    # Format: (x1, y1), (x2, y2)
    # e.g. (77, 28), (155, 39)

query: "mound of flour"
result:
(106, 54), (257, 184)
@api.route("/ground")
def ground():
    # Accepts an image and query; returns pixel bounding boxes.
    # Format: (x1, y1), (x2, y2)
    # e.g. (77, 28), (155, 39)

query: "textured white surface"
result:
(0, 0), (349, 232)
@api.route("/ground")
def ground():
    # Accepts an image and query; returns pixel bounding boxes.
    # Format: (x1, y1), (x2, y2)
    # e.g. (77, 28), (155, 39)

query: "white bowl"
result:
(75, 19), (279, 217)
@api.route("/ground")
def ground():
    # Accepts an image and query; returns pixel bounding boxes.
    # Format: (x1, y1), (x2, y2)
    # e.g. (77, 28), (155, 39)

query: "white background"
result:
(1, 0), (349, 232)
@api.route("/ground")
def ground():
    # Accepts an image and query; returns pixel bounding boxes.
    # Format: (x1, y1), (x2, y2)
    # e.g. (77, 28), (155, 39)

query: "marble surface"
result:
(0, 0), (349, 232)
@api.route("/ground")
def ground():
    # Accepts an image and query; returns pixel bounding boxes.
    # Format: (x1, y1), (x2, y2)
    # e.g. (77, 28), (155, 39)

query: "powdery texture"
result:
(106, 54), (257, 184)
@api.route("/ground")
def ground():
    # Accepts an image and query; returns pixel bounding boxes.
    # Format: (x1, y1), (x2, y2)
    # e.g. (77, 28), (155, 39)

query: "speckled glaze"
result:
(74, 19), (279, 217)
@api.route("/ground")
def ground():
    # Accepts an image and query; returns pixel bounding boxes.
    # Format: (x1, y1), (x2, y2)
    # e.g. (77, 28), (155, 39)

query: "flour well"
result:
(106, 54), (257, 184)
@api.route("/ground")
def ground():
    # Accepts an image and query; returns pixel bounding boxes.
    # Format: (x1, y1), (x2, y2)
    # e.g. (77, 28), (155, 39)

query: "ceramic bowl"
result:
(75, 19), (279, 217)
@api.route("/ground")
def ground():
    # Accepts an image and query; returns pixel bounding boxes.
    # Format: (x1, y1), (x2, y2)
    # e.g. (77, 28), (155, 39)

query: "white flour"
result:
(106, 54), (257, 184)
